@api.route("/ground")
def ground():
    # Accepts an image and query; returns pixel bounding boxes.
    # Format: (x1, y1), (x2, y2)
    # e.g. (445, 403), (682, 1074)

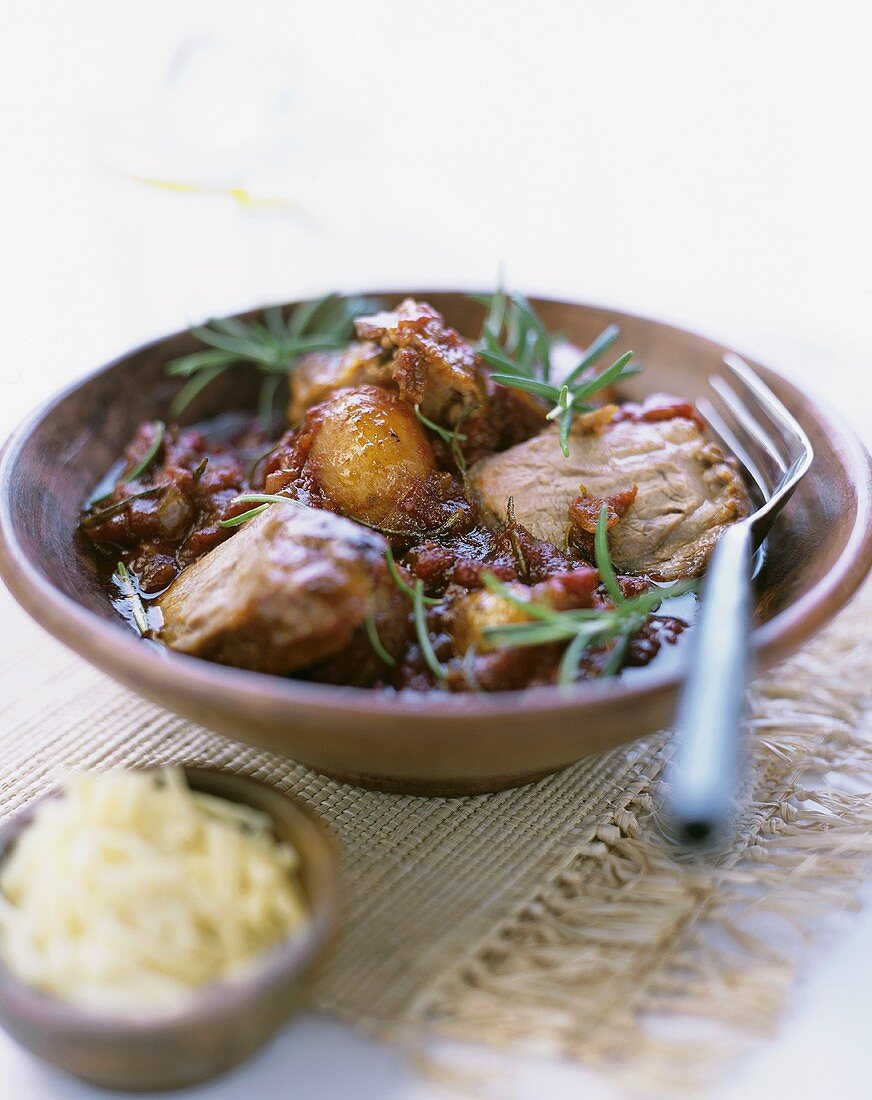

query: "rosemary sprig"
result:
(364, 614), (396, 667)
(114, 561), (148, 635)
(475, 287), (559, 382)
(594, 498), (625, 607)
(481, 505), (695, 683)
(219, 505), (269, 528)
(385, 546), (440, 606)
(166, 294), (376, 421)
(88, 421), (165, 506)
(383, 548), (446, 679)
(218, 492), (304, 528)
(79, 485), (168, 529)
(413, 403), (476, 473)
(475, 288), (638, 458)
(413, 578), (447, 680)
(257, 373), (283, 430)
(491, 348), (637, 459)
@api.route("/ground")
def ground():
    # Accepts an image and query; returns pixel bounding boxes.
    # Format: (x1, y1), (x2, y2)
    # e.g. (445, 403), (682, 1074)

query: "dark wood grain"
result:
(1, 292), (870, 795)
(0, 768), (338, 1091)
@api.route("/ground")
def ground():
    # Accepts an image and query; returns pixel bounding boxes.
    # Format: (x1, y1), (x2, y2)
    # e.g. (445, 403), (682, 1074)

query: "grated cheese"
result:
(0, 768), (308, 1014)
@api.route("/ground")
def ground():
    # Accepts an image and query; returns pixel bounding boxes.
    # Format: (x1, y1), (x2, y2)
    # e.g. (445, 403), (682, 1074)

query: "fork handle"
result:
(663, 522), (752, 846)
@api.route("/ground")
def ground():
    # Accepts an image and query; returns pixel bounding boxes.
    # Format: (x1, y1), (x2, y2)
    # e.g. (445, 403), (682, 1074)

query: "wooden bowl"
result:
(0, 767), (339, 1091)
(1, 292), (870, 795)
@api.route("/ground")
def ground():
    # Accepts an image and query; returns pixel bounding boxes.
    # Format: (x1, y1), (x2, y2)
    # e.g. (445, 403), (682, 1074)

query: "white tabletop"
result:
(1, 3), (870, 1097)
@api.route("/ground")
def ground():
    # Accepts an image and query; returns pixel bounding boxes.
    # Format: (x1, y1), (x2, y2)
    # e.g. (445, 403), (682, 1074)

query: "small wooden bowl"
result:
(1, 292), (870, 794)
(0, 767), (339, 1092)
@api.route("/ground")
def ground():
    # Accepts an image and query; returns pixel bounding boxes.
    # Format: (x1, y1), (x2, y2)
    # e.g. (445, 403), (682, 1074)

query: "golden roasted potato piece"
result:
(306, 385), (436, 526)
(288, 343), (392, 424)
(450, 586), (533, 655)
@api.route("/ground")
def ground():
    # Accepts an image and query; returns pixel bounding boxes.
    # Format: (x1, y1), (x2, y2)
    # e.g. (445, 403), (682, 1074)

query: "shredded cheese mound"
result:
(0, 768), (308, 1014)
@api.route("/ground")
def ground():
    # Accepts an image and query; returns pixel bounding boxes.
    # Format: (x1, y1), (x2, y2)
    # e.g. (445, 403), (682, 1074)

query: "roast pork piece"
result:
(470, 413), (750, 580)
(155, 505), (392, 674)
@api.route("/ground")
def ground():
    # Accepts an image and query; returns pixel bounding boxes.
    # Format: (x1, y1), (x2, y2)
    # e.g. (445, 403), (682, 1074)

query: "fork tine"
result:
(697, 397), (772, 501)
(722, 353), (813, 462)
(710, 376), (788, 474)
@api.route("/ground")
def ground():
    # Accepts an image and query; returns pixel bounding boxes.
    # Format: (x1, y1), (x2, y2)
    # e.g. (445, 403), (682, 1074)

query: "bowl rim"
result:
(1, 290), (870, 723)
(0, 766), (339, 1035)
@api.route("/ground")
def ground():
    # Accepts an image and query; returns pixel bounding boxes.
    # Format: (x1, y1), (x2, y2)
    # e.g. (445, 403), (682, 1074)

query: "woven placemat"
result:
(1, 578), (870, 1094)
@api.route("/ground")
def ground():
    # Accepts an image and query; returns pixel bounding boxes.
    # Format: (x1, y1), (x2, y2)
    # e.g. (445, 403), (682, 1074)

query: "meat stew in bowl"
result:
(78, 292), (750, 693)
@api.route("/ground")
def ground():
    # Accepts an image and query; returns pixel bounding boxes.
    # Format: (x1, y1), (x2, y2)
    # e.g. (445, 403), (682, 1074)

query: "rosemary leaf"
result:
(544, 385), (571, 421)
(364, 614), (396, 666)
(599, 632), (635, 679)
(264, 304), (288, 340)
(166, 293), (375, 414)
(188, 325), (277, 363)
(558, 629), (595, 685)
(209, 315), (261, 339)
(483, 620), (581, 648)
(286, 294), (329, 336)
(594, 503), (625, 607)
(385, 546), (440, 606)
(558, 406), (574, 458)
(89, 421), (165, 506)
(357, 513), (461, 539)
(487, 373), (561, 401)
(478, 348), (532, 377)
(251, 334), (354, 372)
(125, 421), (165, 483)
(413, 579), (447, 680)
(568, 350), (639, 409)
(217, 492), (305, 528)
(562, 323), (621, 389)
(165, 349), (239, 377)
(476, 288), (558, 380)
(413, 403), (473, 473)
(257, 373), (283, 430)
(474, 285), (638, 458)
(115, 561), (148, 635)
(219, 504), (269, 527)
(79, 486), (167, 529)
(413, 404), (457, 445)
(170, 364), (232, 417)
(480, 572), (571, 625)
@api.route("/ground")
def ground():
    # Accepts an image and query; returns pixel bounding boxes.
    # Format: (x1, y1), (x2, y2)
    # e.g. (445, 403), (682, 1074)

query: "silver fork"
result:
(661, 353), (814, 848)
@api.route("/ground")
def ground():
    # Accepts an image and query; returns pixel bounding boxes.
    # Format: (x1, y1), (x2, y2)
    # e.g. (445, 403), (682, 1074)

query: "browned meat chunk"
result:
(469, 412), (750, 579)
(355, 299), (487, 426)
(80, 424), (254, 592)
(403, 516), (576, 594)
(568, 485), (638, 560)
(155, 505), (395, 675)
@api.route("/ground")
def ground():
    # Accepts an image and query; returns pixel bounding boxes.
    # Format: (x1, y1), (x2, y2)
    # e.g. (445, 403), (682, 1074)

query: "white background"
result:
(0, 2), (870, 1097)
